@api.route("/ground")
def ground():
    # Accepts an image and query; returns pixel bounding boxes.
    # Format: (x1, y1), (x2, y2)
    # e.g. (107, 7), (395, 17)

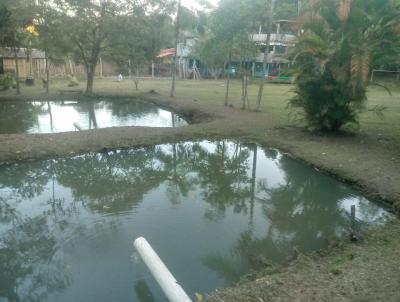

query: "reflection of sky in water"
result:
(0, 141), (392, 302)
(339, 196), (389, 224)
(0, 100), (187, 134)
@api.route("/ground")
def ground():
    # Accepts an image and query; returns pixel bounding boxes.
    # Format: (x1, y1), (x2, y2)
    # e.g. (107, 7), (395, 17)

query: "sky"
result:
(182, 0), (220, 11)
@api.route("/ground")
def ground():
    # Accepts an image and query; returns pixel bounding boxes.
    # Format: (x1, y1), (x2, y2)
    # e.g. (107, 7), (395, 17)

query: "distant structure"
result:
(157, 21), (297, 79)
(156, 33), (199, 79)
(251, 20), (297, 78)
(0, 48), (46, 78)
(0, 47), (119, 79)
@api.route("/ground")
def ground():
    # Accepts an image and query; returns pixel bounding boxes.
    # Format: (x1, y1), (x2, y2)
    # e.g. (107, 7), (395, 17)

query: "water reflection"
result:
(0, 141), (390, 301)
(0, 99), (187, 134)
(0, 215), (68, 302)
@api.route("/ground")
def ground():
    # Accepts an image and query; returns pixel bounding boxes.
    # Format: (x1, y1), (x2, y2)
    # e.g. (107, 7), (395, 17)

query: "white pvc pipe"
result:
(133, 237), (192, 302)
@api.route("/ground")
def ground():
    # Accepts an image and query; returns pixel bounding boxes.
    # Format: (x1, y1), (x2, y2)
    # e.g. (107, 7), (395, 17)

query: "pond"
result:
(0, 99), (187, 134)
(0, 141), (390, 302)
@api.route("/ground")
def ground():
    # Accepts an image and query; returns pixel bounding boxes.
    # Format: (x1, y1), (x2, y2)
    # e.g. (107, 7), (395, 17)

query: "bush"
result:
(288, 0), (399, 132)
(290, 69), (365, 132)
(0, 75), (16, 91)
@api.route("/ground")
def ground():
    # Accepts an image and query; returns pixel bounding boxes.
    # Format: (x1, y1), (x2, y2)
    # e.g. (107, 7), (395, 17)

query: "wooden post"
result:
(151, 61), (155, 78)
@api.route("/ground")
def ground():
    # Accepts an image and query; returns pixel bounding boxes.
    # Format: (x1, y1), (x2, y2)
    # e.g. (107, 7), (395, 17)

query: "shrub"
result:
(289, 0), (399, 132)
(0, 75), (16, 91)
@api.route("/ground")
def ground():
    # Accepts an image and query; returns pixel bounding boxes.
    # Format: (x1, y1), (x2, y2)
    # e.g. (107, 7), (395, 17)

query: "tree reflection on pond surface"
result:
(0, 141), (390, 301)
(0, 99), (187, 134)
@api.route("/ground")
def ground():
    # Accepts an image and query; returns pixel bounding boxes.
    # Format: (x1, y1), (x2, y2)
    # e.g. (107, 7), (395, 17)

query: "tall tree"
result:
(209, 0), (268, 106)
(0, 0), (35, 95)
(210, 0), (244, 106)
(193, 33), (227, 80)
(35, 2), (71, 94)
(170, 0), (182, 97)
(256, 0), (276, 112)
(107, 13), (152, 89)
(51, 0), (121, 94)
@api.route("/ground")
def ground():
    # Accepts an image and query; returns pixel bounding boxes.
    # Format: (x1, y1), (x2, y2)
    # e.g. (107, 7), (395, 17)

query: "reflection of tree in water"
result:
(105, 100), (159, 119)
(259, 155), (351, 253)
(156, 143), (200, 205)
(0, 197), (17, 224)
(0, 161), (51, 198)
(0, 102), (46, 134)
(190, 141), (253, 219)
(54, 147), (170, 213)
(202, 147), (355, 283)
(0, 216), (68, 302)
(68, 101), (99, 129)
(70, 99), (160, 129)
(0, 141), (386, 295)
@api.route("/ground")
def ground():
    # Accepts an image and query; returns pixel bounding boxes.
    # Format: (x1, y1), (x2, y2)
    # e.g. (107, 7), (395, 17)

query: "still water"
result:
(0, 99), (187, 134)
(0, 141), (389, 302)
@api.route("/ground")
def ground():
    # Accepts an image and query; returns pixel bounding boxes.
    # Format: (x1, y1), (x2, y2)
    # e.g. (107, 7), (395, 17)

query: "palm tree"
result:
(289, 0), (400, 131)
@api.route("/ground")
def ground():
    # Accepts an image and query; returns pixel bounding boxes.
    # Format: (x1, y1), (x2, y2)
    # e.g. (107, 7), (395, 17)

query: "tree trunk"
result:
(88, 101), (98, 128)
(241, 61), (249, 110)
(241, 61), (245, 109)
(85, 59), (98, 94)
(249, 145), (257, 230)
(45, 52), (50, 94)
(170, 0), (181, 98)
(256, 0), (275, 112)
(134, 66), (139, 90)
(47, 101), (53, 132)
(99, 57), (103, 78)
(224, 52), (232, 106)
(13, 48), (20, 95)
(245, 71), (249, 109)
(86, 69), (95, 94)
